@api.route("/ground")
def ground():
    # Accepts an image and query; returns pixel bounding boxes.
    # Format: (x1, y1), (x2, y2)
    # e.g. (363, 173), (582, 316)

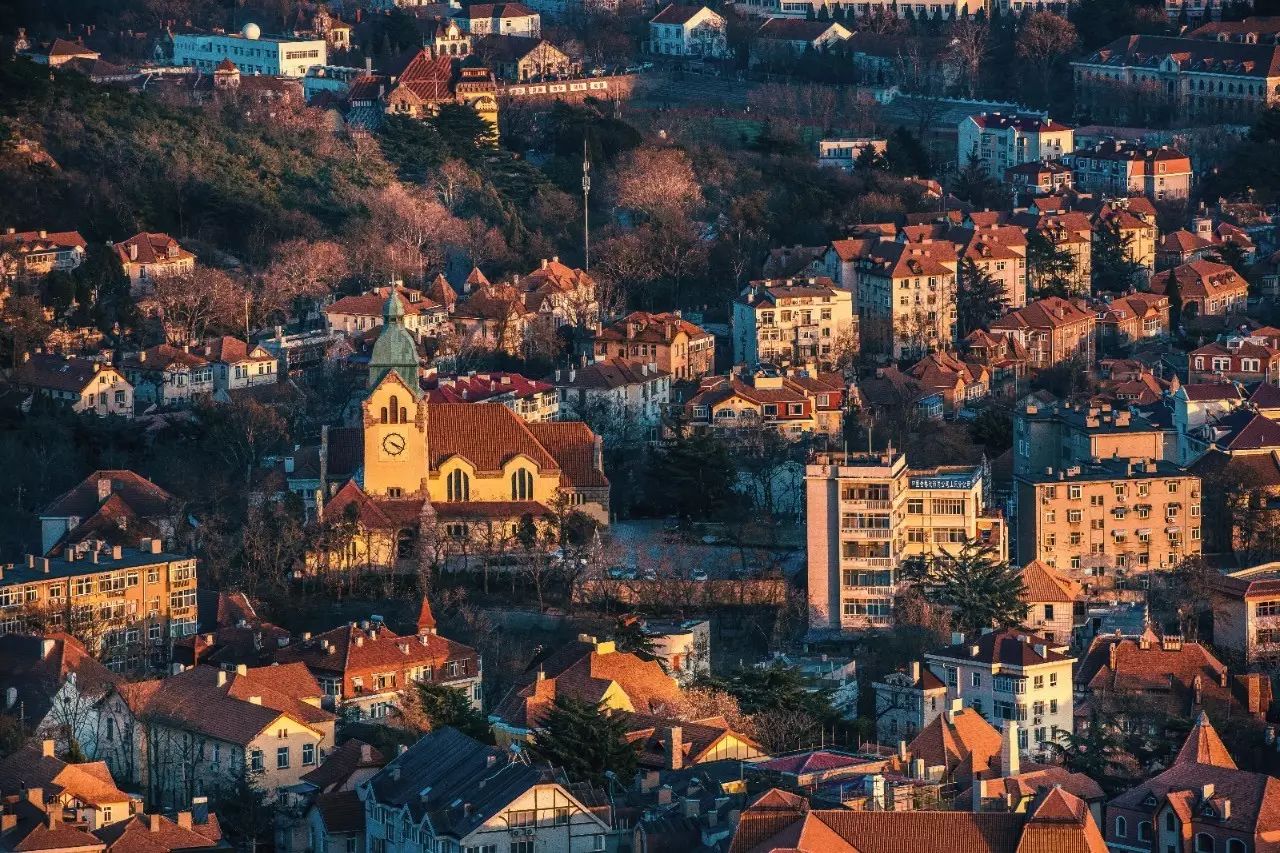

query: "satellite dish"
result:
(241, 22), (261, 40)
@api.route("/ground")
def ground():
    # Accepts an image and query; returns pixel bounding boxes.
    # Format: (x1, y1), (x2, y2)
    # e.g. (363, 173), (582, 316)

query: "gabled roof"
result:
(13, 354), (125, 395)
(1083, 33), (1280, 79)
(990, 297), (1093, 333)
(930, 629), (1071, 666)
(0, 744), (130, 806)
(0, 634), (117, 728)
(300, 739), (385, 794)
(551, 358), (668, 391)
(42, 470), (177, 520)
(468, 2), (536, 17)
(429, 402), (560, 473)
(93, 812), (222, 851)
(906, 707), (1003, 777)
(273, 620), (474, 682)
(754, 18), (850, 42)
(1019, 560), (1082, 604)
(526, 421), (609, 489)
(113, 232), (193, 267)
(651, 3), (712, 24)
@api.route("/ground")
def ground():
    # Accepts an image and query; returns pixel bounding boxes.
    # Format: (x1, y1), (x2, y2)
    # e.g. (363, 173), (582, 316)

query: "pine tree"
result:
(531, 696), (638, 786)
(1027, 228), (1077, 297)
(611, 616), (661, 664)
(957, 256), (1008, 336)
(1166, 266), (1182, 333)
(900, 539), (1029, 637)
(647, 431), (740, 525)
(1092, 218), (1143, 294)
(953, 152), (1008, 210)
(410, 682), (492, 742)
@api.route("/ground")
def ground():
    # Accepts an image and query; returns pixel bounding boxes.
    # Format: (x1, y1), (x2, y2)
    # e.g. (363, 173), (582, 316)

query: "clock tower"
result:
(362, 291), (428, 497)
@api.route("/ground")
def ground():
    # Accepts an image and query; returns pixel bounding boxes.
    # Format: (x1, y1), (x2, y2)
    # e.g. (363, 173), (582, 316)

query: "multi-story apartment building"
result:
(733, 278), (854, 370)
(854, 241), (957, 360)
(1073, 35), (1280, 125)
(0, 228), (86, 280)
(1209, 563), (1280, 664)
(0, 541), (197, 670)
(1095, 293), (1169, 352)
(806, 451), (1006, 633)
(1022, 211), (1093, 295)
(173, 24), (327, 77)
(1005, 160), (1074, 197)
(872, 660), (947, 745)
(957, 112), (1074, 182)
(684, 367), (846, 436)
(957, 225), (1028, 310)
(988, 297), (1095, 370)
(1062, 140), (1193, 201)
(1013, 398), (1167, 482)
(1014, 457), (1202, 582)
(737, 0), (983, 18)
(592, 311), (715, 381)
(1094, 200), (1158, 285)
(12, 353), (134, 417)
(551, 358), (669, 437)
(924, 629), (1075, 757)
(648, 5), (729, 58)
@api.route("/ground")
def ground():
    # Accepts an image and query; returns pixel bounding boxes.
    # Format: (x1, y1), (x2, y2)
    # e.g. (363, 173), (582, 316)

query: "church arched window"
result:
(511, 468), (533, 501)
(389, 395), (400, 424)
(380, 406), (388, 424)
(447, 470), (470, 502)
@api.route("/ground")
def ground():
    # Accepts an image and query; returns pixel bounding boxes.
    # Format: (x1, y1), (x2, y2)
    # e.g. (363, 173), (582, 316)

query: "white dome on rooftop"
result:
(241, 22), (261, 40)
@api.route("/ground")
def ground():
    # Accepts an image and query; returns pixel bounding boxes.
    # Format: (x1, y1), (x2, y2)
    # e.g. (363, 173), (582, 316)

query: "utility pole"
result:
(582, 136), (591, 271)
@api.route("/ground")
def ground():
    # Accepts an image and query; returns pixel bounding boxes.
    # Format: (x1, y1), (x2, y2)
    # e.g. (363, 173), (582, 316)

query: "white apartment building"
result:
(806, 451), (1007, 633)
(957, 112), (1074, 181)
(552, 358), (669, 438)
(925, 628), (1075, 757)
(733, 277), (854, 371)
(736, 0), (981, 19)
(173, 24), (327, 77)
(649, 5), (730, 58)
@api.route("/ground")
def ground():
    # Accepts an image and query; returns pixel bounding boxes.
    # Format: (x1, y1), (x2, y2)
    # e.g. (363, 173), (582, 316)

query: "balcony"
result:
(841, 498), (892, 510)
(841, 556), (895, 568)
(840, 527), (892, 539)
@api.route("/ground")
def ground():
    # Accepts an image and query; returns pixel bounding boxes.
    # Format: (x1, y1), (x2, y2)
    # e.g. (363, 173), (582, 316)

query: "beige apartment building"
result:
(593, 310), (716, 381)
(1012, 398), (1168, 482)
(0, 540), (197, 671)
(855, 240), (958, 360)
(989, 296), (1095, 370)
(1015, 457), (1201, 585)
(1209, 564), (1280, 664)
(806, 451), (1006, 633)
(733, 278), (854, 370)
(1063, 140), (1193, 201)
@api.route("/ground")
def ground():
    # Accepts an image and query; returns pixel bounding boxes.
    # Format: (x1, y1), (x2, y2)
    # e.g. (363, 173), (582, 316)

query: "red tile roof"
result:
(1019, 560), (1082, 603)
(42, 470), (177, 519)
(651, 3), (709, 24)
(113, 232), (193, 267)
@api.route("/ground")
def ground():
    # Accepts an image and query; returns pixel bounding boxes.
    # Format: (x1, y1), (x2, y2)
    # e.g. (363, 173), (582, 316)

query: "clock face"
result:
(382, 432), (406, 456)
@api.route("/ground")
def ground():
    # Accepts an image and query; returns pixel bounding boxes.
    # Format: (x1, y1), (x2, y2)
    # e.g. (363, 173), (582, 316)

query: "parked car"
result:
(691, 568), (709, 582)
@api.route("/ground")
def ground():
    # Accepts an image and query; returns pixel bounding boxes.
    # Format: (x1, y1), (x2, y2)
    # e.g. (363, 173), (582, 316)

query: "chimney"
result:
(149, 814), (162, 832)
(176, 812), (192, 830)
(25, 787), (43, 808)
(111, 545), (122, 560)
(910, 661), (920, 683)
(128, 242), (138, 261)
(667, 726), (683, 771)
(191, 796), (209, 824)
(41, 739), (55, 758)
(911, 758), (925, 779)
(97, 477), (112, 502)
(945, 698), (962, 723)
(1002, 720), (1020, 777)
(897, 740), (908, 761)
(217, 670), (227, 687)
(657, 784), (672, 805)
(972, 777), (987, 812)
(235, 663), (247, 676)
(40, 638), (55, 658)
(361, 744), (373, 763)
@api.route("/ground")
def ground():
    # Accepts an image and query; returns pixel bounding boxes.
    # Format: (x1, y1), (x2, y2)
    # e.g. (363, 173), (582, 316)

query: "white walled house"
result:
(173, 24), (327, 77)
(649, 5), (730, 59)
(360, 727), (612, 853)
(924, 629), (1075, 758)
(13, 354), (134, 417)
(552, 358), (670, 438)
(957, 112), (1074, 181)
(465, 2), (541, 38)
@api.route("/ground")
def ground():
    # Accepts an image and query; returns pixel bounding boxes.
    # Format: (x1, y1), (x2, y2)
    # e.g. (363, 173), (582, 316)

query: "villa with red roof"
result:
(113, 232), (195, 291)
(1151, 259), (1249, 319)
(593, 310), (715, 381)
(0, 227), (87, 280)
(989, 297), (1096, 370)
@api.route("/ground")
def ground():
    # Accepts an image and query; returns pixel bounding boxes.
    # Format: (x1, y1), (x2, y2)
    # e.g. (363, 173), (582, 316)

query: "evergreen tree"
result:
(430, 102), (498, 156)
(900, 539), (1029, 637)
(647, 431), (740, 525)
(855, 143), (888, 171)
(531, 696), (638, 786)
(412, 682), (493, 742)
(957, 256), (1008, 336)
(1091, 218), (1143, 294)
(1165, 266), (1182, 333)
(953, 152), (1008, 210)
(611, 616), (661, 664)
(1026, 228), (1077, 297)
(1050, 705), (1126, 794)
(886, 127), (932, 177)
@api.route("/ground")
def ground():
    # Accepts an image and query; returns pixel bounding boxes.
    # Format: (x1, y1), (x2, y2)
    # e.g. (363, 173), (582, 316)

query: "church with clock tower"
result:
(299, 291), (609, 573)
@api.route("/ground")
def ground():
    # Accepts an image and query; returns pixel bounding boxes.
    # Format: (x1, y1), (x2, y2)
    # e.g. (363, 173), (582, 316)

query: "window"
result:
(1139, 822), (1153, 841)
(1166, 812), (1177, 832)
(971, 672), (981, 688)
(447, 469), (470, 502)
(508, 809), (536, 828)
(250, 749), (264, 771)
(510, 843), (535, 853)
(1048, 672), (1057, 687)
(1227, 840), (1247, 853)
(511, 468), (534, 501)
(1195, 833), (1214, 853)
(277, 747), (290, 769)
(945, 666), (958, 687)
(1044, 604), (1054, 621)
(1257, 600), (1280, 617)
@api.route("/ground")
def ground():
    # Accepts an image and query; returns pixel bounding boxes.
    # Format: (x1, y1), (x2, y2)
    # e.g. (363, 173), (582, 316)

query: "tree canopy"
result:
(530, 695), (638, 786)
(900, 539), (1028, 637)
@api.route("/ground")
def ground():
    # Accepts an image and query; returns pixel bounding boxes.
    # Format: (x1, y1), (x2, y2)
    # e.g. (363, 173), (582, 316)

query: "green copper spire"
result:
(367, 290), (421, 394)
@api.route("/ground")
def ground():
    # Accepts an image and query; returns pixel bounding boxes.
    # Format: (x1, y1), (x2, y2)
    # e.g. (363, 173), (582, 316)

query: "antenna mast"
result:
(582, 136), (591, 271)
